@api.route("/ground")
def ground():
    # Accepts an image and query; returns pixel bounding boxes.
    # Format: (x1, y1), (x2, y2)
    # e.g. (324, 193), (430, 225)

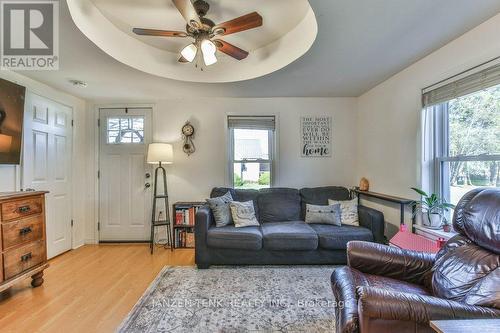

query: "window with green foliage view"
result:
(446, 84), (500, 203)
(426, 83), (500, 206)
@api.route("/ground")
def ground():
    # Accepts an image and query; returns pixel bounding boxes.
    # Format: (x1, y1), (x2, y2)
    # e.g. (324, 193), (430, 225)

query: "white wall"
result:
(5, 12), (500, 244)
(85, 97), (357, 242)
(356, 13), (500, 237)
(155, 98), (358, 201)
(0, 70), (89, 248)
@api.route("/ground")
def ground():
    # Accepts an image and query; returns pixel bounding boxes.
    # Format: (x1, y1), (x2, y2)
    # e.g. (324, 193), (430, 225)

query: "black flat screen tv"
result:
(0, 78), (26, 164)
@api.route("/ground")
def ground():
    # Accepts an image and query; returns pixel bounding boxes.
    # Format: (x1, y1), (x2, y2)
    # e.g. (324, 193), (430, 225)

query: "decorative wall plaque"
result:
(301, 116), (332, 157)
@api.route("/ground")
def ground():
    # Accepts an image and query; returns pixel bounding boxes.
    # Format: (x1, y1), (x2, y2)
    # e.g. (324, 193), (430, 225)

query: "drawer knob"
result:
(19, 226), (33, 235)
(21, 252), (32, 262)
(18, 205), (31, 213)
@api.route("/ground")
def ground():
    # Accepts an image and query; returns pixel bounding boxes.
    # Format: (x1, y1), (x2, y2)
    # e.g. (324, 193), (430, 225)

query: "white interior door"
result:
(23, 93), (73, 259)
(99, 108), (152, 241)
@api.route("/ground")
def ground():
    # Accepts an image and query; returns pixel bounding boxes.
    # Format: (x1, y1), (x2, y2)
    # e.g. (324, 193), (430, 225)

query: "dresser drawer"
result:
(1, 197), (43, 222)
(3, 240), (46, 280)
(2, 215), (44, 250)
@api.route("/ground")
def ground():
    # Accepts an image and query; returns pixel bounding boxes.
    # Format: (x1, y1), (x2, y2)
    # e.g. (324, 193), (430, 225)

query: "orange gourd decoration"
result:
(359, 177), (369, 191)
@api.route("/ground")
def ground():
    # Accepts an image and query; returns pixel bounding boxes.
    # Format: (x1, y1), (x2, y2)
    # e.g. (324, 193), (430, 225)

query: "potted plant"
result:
(411, 188), (456, 229)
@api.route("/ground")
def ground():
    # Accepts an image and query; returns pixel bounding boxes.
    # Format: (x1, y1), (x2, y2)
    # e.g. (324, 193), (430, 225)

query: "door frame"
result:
(21, 91), (75, 252)
(92, 103), (156, 243)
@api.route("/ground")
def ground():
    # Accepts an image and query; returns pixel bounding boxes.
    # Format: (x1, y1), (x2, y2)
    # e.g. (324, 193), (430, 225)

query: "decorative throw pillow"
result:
(206, 191), (233, 227)
(229, 201), (259, 228)
(305, 204), (341, 225)
(328, 198), (359, 226)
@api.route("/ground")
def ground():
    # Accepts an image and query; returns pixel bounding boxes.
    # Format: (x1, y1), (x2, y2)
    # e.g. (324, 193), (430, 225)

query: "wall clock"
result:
(182, 121), (196, 155)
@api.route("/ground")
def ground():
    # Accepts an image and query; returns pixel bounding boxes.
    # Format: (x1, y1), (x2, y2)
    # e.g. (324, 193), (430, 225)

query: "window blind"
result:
(422, 61), (500, 107)
(227, 115), (276, 130)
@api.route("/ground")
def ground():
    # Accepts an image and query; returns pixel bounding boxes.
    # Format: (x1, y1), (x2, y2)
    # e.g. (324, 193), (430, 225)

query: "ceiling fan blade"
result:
(213, 12), (262, 36)
(213, 39), (249, 60)
(171, 0), (202, 30)
(133, 28), (187, 37)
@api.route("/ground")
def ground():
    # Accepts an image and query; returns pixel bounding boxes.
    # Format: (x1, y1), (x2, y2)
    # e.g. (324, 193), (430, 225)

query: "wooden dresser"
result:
(0, 191), (49, 292)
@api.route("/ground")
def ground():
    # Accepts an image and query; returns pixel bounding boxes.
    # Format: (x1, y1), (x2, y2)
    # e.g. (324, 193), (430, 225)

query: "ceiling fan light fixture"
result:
(181, 43), (197, 62)
(133, 1), (262, 69)
(201, 39), (217, 66)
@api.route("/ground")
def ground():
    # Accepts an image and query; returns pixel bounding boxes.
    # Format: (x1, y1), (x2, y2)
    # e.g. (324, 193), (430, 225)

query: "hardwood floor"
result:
(0, 244), (194, 333)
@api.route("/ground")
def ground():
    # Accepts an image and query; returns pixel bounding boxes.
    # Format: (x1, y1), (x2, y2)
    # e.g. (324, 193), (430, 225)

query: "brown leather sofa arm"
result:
(347, 241), (435, 286)
(331, 266), (362, 333)
(357, 287), (500, 324)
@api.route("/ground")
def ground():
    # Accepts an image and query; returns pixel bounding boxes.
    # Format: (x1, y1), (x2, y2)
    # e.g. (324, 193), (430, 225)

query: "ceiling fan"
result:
(133, 0), (263, 68)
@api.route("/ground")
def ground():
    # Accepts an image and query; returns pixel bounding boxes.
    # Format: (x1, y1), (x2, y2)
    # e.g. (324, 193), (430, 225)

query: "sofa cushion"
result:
(309, 224), (373, 250)
(258, 188), (301, 223)
(432, 234), (500, 307)
(305, 203), (341, 225)
(207, 225), (262, 250)
(230, 201), (259, 228)
(261, 221), (318, 250)
(329, 198), (359, 226)
(206, 191), (233, 227)
(300, 186), (350, 219)
(211, 187), (260, 221)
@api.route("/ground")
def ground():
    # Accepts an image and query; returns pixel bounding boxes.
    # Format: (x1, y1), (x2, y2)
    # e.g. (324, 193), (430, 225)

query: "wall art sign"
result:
(301, 116), (332, 157)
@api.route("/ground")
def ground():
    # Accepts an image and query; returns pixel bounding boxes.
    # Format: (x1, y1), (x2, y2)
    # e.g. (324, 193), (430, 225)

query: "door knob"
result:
(145, 183), (151, 188)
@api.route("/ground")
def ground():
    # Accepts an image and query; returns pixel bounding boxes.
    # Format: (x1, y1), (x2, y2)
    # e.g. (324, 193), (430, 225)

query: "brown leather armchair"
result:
(331, 188), (500, 333)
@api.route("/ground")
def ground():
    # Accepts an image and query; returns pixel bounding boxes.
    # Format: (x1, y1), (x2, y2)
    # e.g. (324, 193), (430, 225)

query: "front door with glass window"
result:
(99, 108), (152, 241)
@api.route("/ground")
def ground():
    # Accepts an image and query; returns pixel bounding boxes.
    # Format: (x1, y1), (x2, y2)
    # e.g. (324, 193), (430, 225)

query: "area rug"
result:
(118, 266), (339, 333)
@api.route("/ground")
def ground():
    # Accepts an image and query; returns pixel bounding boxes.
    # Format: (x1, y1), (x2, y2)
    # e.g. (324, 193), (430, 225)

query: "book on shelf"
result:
(174, 206), (200, 226)
(174, 229), (195, 248)
(175, 211), (183, 225)
(173, 202), (204, 248)
(186, 232), (195, 247)
(189, 207), (195, 225)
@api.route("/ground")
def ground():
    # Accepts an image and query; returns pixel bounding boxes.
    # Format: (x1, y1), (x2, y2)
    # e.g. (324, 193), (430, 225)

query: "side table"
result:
(414, 224), (457, 242)
(430, 319), (500, 333)
(389, 229), (441, 253)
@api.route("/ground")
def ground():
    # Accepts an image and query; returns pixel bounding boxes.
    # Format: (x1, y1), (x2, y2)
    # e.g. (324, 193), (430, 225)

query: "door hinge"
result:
(97, 119), (100, 127)
(71, 219), (74, 227)
(97, 170), (100, 179)
(97, 222), (100, 231)
(71, 119), (74, 127)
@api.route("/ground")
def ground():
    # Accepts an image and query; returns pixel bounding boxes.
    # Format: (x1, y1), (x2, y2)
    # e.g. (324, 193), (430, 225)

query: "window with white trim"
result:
(107, 116), (144, 144)
(228, 116), (276, 189)
(422, 61), (500, 206)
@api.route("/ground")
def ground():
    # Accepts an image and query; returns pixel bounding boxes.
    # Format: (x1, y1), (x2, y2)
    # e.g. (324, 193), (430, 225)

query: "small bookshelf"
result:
(173, 201), (205, 249)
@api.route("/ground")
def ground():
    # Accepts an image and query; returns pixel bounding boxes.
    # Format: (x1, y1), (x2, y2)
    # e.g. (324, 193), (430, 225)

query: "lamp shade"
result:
(0, 134), (12, 153)
(147, 143), (173, 164)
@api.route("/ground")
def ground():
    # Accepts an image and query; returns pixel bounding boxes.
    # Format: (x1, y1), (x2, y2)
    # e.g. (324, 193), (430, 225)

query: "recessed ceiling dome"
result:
(67, 0), (317, 83)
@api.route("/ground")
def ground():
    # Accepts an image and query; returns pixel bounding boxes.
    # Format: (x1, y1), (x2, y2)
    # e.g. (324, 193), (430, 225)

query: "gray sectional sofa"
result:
(195, 186), (385, 269)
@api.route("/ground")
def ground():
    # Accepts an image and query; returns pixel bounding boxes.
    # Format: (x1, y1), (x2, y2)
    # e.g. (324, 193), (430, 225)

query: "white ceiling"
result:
(69, 0), (317, 82)
(18, 0), (500, 101)
(92, 0), (310, 53)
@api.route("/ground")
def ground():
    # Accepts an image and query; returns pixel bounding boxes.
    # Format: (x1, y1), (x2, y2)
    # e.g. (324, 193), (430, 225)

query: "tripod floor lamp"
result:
(147, 143), (173, 254)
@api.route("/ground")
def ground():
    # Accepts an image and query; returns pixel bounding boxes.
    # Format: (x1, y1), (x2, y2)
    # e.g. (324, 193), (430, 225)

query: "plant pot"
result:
(423, 212), (442, 229)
